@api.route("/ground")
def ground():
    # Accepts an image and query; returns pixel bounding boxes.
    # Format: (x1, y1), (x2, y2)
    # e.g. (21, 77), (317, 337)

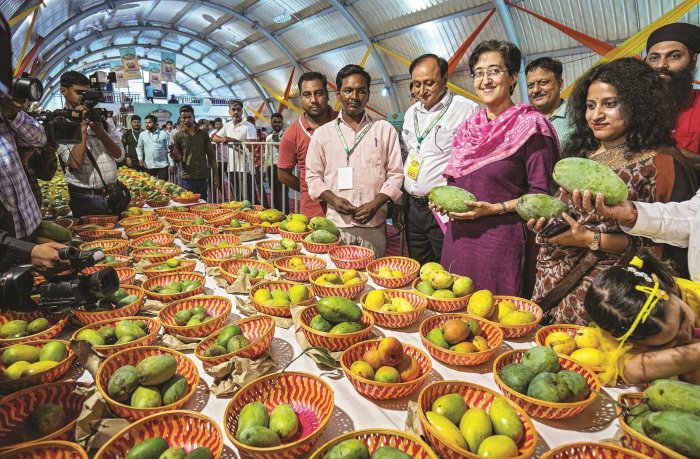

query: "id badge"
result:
(338, 166), (353, 190)
(406, 154), (422, 180)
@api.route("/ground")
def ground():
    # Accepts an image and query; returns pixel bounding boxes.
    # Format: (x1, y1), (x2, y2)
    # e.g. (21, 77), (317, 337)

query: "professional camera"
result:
(11, 72), (43, 101)
(0, 247), (119, 314)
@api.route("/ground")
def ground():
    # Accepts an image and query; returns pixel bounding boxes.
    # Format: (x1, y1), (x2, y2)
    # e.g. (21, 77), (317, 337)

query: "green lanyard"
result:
(299, 116), (312, 140)
(335, 115), (373, 165)
(413, 91), (453, 154)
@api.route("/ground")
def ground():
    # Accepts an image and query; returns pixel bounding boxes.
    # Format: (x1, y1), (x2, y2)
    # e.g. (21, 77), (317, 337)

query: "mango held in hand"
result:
(553, 157), (628, 205)
(515, 193), (568, 221)
(428, 185), (477, 213)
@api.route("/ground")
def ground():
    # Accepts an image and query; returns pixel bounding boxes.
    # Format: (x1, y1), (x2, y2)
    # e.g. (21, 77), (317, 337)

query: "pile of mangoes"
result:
(425, 394), (524, 457)
(349, 337), (420, 383)
(364, 290), (415, 313)
(304, 229), (339, 244)
(1, 341), (68, 380)
(499, 346), (590, 403)
(285, 257), (307, 271)
(625, 379), (700, 458)
(107, 354), (189, 408)
(253, 284), (311, 307)
(415, 263), (473, 299)
(425, 318), (489, 354)
(76, 319), (150, 346)
(126, 438), (213, 459)
(147, 258), (183, 271)
(324, 440), (411, 459)
(267, 238), (298, 252)
(315, 269), (363, 287)
(236, 264), (270, 280)
(309, 296), (365, 335)
(258, 209), (285, 227)
(83, 288), (139, 313)
(204, 324), (251, 357)
(0, 317), (52, 339)
(149, 279), (202, 295)
(236, 401), (300, 447)
(173, 305), (214, 327)
(468, 291), (536, 326)
(21, 403), (66, 442)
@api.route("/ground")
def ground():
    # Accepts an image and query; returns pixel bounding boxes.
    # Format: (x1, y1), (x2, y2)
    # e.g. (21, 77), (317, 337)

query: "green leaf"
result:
(307, 346), (340, 369)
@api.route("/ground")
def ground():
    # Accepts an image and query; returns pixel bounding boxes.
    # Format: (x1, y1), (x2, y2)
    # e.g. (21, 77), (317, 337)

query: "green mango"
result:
(317, 296), (362, 323)
(131, 386), (162, 408)
(158, 288), (180, 295)
(226, 335), (251, 353)
(0, 319), (28, 338)
(236, 401), (269, 440)
(116, 335), (135, 344)
(628, 410), (651, 435)
(116, 320), (147, 340)
(371, 446), (411, 459)
(118, 295), (139, 307)
(21, 403), (66, 441)
(2, 344), (40, 365)
(521, 346), (560, 374)
(431, 393), (466, 425)
(97, 325), (117, 344)
(160, 374), (189, 405)
(269, 403), (299, 441)
(238, 426), (281, 447)
(426, 328), (449, 349)
(309, 315), (333, 333)
(125, 437), (169, 459)
(76, 328), (105, 346)
(183, 447), (214, 459)
(216, 324), (243, 347)
(527, 372), (570, 403)
(428, 185), (477, 213)
(499, 363), (536, 394)
(109, 288), (129, 304)
(643, 411), (700, 459)
(323, 439), (370, 459)
(328, 321), (364, 334)
(204, 345), (227, 357)
(39, 341), (68, 362)
(190, 306), (208, 316)
(137, 354), (178, 385)
(459, 407), (492, 453)
(488, 397), (524, 444)
(515, 193), (568, 221)
(556, 370), (590, 402)
(644, 379), (700, 416)
(174, 310), (192, 326)
(26, 318), (50, 335)
(309, 216), (340, 236)
(553, 157), (628, 205)
(158, 447), (187, 459)
(108, 365), (140, 401)
(305, 229), (338, 244)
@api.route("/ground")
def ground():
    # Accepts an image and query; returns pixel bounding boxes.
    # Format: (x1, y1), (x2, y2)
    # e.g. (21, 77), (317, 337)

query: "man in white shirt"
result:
(213, 100), (257, 201)
(265, 113), (287, 212)
(56, 71), (125, 217)
(401, 54), (479, 264)
(137, 115), (174, 180)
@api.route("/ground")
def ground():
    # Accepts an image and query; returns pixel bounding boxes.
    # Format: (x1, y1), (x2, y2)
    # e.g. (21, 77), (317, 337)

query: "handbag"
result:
(85, 148), (131, 215)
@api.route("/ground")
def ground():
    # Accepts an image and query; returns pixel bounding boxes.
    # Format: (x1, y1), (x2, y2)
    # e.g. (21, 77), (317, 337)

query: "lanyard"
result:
(413, 91), (453, 154)
(335, 115), (373, 165)
(299, 116), (312, 140)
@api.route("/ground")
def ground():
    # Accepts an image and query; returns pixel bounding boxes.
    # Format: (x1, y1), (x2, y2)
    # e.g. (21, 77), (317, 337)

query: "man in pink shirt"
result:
(306, 65), (404, 257)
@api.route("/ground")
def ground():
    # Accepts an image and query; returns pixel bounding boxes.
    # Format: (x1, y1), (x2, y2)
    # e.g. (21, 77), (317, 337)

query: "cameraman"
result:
(56, 71), (124, 217)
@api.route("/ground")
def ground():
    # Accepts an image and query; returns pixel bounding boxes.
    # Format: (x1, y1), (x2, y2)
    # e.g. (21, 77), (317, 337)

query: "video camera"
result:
(0, 246), (119, 315)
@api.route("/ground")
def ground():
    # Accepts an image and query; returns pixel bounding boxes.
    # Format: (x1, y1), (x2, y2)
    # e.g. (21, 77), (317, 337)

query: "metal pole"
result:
(493, 0), (529, 102)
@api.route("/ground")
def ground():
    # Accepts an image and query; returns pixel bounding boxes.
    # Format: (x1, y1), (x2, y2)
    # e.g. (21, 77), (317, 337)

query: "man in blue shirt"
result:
(137, 115), (174, 180)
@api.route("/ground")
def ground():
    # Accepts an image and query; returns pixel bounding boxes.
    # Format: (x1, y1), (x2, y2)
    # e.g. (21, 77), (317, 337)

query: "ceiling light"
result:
(273, 11), (292, 23)
(381, 87), (389, 97)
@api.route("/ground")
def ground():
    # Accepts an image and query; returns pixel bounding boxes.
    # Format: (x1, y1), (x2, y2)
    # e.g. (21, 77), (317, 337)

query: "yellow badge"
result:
(406, 154), (422, 180)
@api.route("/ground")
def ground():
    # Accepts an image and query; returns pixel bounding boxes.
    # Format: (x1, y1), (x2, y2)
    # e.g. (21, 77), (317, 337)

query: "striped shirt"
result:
(0, 111), (45, 237)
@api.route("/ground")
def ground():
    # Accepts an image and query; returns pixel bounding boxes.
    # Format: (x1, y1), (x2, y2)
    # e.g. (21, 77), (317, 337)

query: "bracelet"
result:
(498, 202), (507, 214)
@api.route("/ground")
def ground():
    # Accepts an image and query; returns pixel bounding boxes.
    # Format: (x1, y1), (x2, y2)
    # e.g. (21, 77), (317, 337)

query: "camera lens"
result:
(11, 75), (43, 101)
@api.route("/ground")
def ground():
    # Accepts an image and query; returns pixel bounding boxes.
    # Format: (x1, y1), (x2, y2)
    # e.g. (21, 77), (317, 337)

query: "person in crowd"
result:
(251, 118), (269, 208)
(145, 84), (154, 103)
(278, 71), (338, 218)
(126, 102), (134, 113)
(164, 120), (173, 133)
(528, 57), (696, 325)
(645, 22), (700, 155)
(400, 54), (478, 265)
(213, 100), (257, 201)
(21, 142), (58, 206)
(137, 115), (174, 181)
(120, 114), (142, 170)
(432, 40), (559, 296)
(171, 105), (219, 200)
(526, 57), (573, 147)
(57, 71), (125, 217)
(306, 65), (403, 257)
(198, 118), (210, 132)
(266, 113), (288, 213)
(119, 103), (127, 114)
(583, 251), (700, 385)
(210, 118), (223, 139)
(168, 94), (178, 104)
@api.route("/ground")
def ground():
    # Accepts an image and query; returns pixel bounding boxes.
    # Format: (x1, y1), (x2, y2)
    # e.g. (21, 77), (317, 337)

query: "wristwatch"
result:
(589, 231), (601, 251)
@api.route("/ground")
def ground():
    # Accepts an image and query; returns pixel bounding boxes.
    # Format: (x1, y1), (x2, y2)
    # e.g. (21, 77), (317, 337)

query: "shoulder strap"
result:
(84, 148), (108, 188)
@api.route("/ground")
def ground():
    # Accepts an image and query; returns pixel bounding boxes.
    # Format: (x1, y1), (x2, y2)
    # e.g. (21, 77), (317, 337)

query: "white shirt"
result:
(58, 118), (125, 188)
(265, 129), (284, 165)
(401, 90), (479, 196)
(216, 120), (256, 172)
(621, 189), (700, 281)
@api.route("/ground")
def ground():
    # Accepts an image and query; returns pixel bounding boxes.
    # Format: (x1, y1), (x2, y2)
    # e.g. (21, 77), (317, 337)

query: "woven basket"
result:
(96, 346), (200, 421)
(419, 313), (504, 367)
(55, 218), (76, 231)
(417, 380), (537, 459)
(71, 316), (160, 356)
(155, 207), (191, 217)
(224, 371), (334, 459)
(328, 245), (375, 270)
(541, 442), (655, 459)
(491, 296), (543, 338)
(239, 209), (262, 224)
(119, 214), (158, 227)
(219, 224), (259, 236)
(158, 295), (232, 338)
(74, 222), (115, 232)
(359, 289), (427, 329)
(0, 381), (89, 452)
(124, 221), (165, 239)
(142, 272), (206, 302)
(163, 212), (197, 225)
(309, 269), (368, 299)
(130, 232), (175, 248)
(178, 225), (220, 242)
(366, 256), (420, 288)
(616, 393), (685, 459)
(274, 255), (327, 282)
(205, 212), (239, 227)
(190, 203), (222, 215)
(255, 240), (302, 259)
(78, 229), (123, 241)
(171, 194), (201, 204)
(73, 285), (145, 325)
(128, 198), (145, 208)
(200, 245), (254, 267)
(535, 324), (606, 373)
(130, 246), (182, 263)
(199, 208), (234, 221)
(80, 215), (118, 225)
(411, 276), (470, 312)
(493, 349), (600, 419)
(79, 239), (129, 255)
(278, 228), (312, 242)
(195, 315), (275, 368)
(146, 198), (169, 208)
(0, 441), (88, 459)
(219, 259), (276, 286)
(141, 259), (197, 278)
(114, 267), (136, 285)
(310, 429), (438, 459)
(299, 306), (374, 352)
(81, 255), (131, 271)
(341, 339), (431, 400)
(0, 311), (69, 346)
(301, 239), (341, 254)
(196, 234), (242, 251)
(0, 340), (75, 395)
(249, 281), (315, 317)
(260, 223), (281, 234)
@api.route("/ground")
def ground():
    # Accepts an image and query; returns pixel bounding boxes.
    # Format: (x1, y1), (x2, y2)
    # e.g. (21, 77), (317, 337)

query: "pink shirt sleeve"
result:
(380, 126), (405, 203)
(305, 133), (330, 200)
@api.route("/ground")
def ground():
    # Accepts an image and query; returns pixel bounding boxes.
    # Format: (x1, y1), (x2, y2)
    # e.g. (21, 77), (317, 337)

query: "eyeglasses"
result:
(471, 68), (507, 81)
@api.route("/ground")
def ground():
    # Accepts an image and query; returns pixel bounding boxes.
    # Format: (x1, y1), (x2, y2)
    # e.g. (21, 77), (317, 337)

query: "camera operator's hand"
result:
(31, 242), (70, 274)
(0, 97), (26, 120)
(89, 120), (106, 136)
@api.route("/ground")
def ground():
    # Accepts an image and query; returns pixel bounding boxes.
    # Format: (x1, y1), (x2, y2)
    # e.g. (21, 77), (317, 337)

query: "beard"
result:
(660, 64), (696, 109)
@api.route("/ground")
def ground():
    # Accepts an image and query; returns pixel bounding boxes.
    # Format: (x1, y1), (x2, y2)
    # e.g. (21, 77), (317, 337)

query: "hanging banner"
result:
(161, 51), (176, 82)
(120, 47), (141, 79)
(111, 61), (129, 88)
(149, 63), (162, 91)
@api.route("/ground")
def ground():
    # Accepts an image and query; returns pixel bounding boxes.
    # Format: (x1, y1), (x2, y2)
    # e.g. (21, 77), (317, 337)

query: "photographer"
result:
(56, 71), (125, 217)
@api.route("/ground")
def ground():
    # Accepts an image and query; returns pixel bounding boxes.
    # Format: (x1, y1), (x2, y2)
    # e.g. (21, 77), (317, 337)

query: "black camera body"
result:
(11, 72), (43, 101)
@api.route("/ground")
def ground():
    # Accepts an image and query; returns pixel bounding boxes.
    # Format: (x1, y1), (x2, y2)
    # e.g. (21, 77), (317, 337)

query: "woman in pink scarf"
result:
(433, 41), (559, 296)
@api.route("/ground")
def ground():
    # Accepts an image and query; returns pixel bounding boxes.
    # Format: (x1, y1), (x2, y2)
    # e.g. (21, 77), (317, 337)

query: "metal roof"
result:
(3, 0), (699, 116)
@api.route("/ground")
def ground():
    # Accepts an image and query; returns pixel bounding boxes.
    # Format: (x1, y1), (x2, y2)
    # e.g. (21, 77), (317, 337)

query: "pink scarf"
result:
(444, 103), (559, 179)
